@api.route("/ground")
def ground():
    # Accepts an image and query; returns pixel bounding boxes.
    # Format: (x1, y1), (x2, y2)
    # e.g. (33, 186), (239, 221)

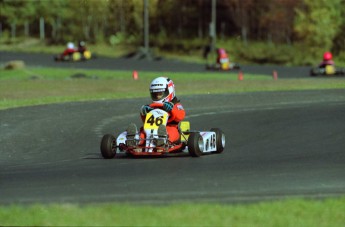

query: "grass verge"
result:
(1, 197), (344, 226)
(1, 67), (345, 110)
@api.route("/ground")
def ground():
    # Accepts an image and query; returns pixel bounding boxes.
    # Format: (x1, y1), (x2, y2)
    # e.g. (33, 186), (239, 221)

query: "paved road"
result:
(1, 90), (345, 204)
(0, 51), (311, 78)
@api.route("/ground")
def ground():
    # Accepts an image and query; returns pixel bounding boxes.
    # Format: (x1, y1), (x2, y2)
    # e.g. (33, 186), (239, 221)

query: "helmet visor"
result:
(150, 88), (168, 101)
(152, 92), (164, 101)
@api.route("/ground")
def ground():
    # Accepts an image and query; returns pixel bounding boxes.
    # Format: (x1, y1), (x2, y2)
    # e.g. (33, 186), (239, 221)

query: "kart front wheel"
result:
(210, 128), (225, 153)
(188, 132), (204, 157)
(232, 63), (241, 70)
(100, 134), (117, 159)
(310, 68), (317, 76)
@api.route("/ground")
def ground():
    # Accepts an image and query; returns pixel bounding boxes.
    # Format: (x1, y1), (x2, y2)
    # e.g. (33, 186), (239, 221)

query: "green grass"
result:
(1, 67), (345, 110)
(1, 197), (344, 226)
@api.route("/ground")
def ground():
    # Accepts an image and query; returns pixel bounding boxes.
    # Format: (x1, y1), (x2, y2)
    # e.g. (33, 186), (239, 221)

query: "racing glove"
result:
(140, 105), (153, 115)
(163, 102), (174, 112)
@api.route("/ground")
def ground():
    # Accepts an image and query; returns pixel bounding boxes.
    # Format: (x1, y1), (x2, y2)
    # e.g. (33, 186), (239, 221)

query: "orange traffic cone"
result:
(132, 70), (139, 80)
(238, 71), (244, 81)
(273, 70), (278, 80)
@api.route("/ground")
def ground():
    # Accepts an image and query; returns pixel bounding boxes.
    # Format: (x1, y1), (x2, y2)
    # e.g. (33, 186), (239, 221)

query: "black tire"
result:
(310, 68), (318, 77)
(100, 134), (117, 159)
(233, 63), (241, 70)
(187, 132), (204, 157)
(336, 68), (345, 76)
(210, 128), (225, 153)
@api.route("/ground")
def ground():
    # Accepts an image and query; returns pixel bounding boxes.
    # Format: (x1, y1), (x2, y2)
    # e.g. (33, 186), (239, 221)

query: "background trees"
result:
(0, 0), (344, 64)
(294, 0), (343, 58)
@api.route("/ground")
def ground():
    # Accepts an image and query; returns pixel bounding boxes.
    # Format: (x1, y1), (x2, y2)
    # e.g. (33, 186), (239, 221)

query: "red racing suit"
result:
(62, 47), (76, 57)
(319, 60), (335, 68)
(216, 48), (229, 64)
(140, 97), (185, 143)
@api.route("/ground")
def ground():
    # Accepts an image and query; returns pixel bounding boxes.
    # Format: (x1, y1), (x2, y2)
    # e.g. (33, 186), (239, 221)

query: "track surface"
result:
(0, 52), (345, 204)
(0, 51), (311, 77)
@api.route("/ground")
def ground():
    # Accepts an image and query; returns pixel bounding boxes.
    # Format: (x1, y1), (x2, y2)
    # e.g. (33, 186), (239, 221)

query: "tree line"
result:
(0, 0), (344, 57)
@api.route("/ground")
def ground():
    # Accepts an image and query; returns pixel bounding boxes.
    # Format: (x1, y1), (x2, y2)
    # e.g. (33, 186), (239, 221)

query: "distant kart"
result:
(310, 65), (345, 76)
(206, 60), (240, 71)
(54, 50), (95, 62)
(100, 103), (226, 158)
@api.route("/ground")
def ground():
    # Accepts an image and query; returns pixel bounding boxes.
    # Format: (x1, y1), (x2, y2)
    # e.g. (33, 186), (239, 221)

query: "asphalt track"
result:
(0, 51), (311, 77)
(0, 52), (345, 204)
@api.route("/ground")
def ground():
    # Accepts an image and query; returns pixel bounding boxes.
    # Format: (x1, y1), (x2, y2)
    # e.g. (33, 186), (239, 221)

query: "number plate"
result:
(144, 110), (168, 130)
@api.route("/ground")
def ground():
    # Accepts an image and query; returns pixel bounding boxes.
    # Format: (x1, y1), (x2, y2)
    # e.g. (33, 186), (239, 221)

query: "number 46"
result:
(146, 115), (164, 126)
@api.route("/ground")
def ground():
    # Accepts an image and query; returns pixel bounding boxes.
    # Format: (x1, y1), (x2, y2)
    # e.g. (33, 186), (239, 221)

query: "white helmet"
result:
(67, 42), (74, 49)
(149, 77), (175, 103)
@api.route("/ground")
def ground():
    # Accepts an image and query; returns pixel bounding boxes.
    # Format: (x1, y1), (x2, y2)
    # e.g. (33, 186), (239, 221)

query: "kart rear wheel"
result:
(188, 132), (204, 157)
(210, 128), (225, 153)
(100, 134), (117, 159)
(336, 68), (345, 76)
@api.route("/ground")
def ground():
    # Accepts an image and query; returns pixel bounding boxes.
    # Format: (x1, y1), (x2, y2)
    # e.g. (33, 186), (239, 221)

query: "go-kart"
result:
(100, 103), (226, 158)
(206, 59), (240, 71)
(310, 65), (345, 76)
(54, 50), (95, 62)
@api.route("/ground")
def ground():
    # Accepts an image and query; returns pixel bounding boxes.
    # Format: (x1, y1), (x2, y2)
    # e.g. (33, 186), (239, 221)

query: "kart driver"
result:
(319, 51), (335, 68)
(126, 77), (185, 146)
(62, 42), (76, 57)
(216, 48), (231, 70)
(78, 41), (87, 54)
(216, 48), (229, 65)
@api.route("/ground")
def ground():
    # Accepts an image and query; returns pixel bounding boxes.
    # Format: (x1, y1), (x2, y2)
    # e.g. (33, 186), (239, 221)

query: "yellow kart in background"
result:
(310, 65), (345, 77)
(54, 50), (95, 62)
